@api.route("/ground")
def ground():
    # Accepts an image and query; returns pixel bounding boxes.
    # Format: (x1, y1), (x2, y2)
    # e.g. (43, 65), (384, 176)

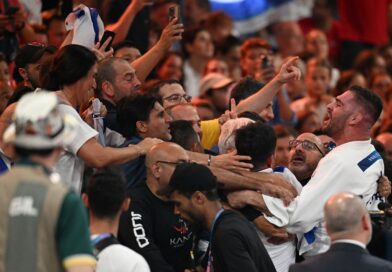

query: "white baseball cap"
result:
(3, 92), (77, 149)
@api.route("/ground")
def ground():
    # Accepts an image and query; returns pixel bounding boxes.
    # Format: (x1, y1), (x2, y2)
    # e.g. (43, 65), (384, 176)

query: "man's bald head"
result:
(324, 192), (371, 243)
(167, 103), (202, 138)
(146, 142), (190, 190)
(146, 142), (189, 168)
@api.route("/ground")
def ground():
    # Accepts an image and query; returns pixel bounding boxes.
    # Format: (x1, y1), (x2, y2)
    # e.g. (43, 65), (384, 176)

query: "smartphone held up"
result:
(99, 30), (115, 52)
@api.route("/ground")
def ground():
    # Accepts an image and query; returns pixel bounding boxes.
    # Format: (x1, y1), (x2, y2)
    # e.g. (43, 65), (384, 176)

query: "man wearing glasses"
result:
(288, 133), (326, 186)
(119, 141), (297, 272)
(261, 86), (387, 257)
(118, 142), (200, 272)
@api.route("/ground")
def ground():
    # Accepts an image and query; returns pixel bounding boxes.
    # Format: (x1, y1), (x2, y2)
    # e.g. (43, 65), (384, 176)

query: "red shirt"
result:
(338, 0), (391, 45)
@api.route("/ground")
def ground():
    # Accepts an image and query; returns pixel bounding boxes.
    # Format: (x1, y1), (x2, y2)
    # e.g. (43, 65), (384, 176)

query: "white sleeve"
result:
(262, 168), (302, 227)
(285, 155), (364, 234)
(58, 104), (98, 154)
(97, 245), (151, 272)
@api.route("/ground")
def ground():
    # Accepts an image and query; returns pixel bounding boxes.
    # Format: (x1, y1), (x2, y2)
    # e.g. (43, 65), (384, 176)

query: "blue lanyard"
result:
(209, 208), (225, 243)
(207, 208), (225, 271)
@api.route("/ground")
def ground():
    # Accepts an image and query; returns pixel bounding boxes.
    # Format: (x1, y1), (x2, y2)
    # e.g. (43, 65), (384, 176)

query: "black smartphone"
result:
(99, 30), (115, 51)
(6, 6), (19, 16)
(262, 56), (272, 69)
(168, 5), (179, 22)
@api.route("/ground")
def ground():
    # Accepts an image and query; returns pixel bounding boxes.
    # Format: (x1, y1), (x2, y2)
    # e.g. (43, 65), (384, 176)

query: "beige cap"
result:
(199, 73), (234, 96)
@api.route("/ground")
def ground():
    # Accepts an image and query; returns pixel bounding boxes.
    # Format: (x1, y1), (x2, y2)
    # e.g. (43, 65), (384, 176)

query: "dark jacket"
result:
(289, 242), (392, 272)
(211, 210), (276, 272)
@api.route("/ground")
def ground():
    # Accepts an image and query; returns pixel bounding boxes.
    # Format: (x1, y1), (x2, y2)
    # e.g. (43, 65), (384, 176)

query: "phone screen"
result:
(168, 6), (179, 22)
(99, 31), (115, 51)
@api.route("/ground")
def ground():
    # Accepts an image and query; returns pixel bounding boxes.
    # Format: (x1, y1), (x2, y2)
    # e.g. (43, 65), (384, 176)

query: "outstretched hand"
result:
(134, 137), (163, 155)
(211, 150), (253, 172)
(218, 98), (238, 125)
(276, 56), (301, 84)
(157, 18), (184, 51)
(378, 175), (391, 198)
(92, 36), (114, 61)
(261, 181), (296, 206)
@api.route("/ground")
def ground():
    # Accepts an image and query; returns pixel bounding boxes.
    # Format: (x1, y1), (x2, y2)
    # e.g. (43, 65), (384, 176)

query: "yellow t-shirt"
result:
(201, 119), (220, 150)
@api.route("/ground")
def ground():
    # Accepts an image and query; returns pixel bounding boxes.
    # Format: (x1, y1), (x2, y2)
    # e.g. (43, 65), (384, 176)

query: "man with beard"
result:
(167, 162), (277, 272)
(262, 86), (385, 257)
(118, 142), (199, 272)
(288, 133), (325, 186)
(95, 57), (142, 133)
(117, 94), (170, 190)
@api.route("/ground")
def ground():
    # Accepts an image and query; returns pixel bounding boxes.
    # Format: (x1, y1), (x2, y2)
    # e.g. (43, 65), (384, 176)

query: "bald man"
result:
(288, 133), (325, 186)
(377, 133), (392, 161)
(118, 142), (199, 272)
(290, 193), (392, 272)
(167, 103), (202, 139)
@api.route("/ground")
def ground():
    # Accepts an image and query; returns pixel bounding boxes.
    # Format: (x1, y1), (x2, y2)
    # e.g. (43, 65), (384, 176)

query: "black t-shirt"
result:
(118, 181), (196, 272)
(211, 210), (277, 272)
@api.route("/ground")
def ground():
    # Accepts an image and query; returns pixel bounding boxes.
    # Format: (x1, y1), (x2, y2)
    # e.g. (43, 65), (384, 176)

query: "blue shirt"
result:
(120, 136), (147, 191)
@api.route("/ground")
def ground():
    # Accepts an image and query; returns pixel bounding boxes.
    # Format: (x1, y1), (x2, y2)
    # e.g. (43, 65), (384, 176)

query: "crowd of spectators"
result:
(0, 0), (392, 271)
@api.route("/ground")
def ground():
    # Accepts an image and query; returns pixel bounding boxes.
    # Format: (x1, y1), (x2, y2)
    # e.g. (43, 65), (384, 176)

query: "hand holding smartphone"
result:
(168, 5), (179, 23)
(99, 30), (115, 52)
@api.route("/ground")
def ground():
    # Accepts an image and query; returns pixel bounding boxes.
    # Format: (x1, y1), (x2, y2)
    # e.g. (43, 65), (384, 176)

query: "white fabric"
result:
(105, 128), (125, 147)
(54, 104), (97, 193)
(333, 239), (366, 249)
(96, 244), (150, 272)
(264, 140), (384, 256)
(183, 60), (201, 98)
(65, 5), (104, 49)
(259, 167), (302, 272)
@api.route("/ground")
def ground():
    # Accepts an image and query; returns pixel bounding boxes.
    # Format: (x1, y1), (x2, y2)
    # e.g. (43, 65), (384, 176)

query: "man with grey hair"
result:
(218, 118), (254, 154)
(289, 192), (392, 272)
(95, 57), (141, 133)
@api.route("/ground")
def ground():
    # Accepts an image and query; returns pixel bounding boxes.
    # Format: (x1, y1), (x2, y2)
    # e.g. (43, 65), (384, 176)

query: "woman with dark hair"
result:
(42, 44), (160, 192)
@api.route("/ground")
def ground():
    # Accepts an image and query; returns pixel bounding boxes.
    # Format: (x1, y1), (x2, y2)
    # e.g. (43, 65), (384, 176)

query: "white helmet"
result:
(3, 92), (77, 149)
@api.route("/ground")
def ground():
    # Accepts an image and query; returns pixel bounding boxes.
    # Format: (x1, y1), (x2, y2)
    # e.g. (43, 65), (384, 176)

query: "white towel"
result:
(65, 5), (104, 49)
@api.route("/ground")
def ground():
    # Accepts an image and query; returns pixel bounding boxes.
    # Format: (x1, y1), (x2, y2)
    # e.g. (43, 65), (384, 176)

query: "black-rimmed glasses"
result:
(163, 94), (192, 103)
(289, 139), (325, 156)
(156, 159), (190, 166)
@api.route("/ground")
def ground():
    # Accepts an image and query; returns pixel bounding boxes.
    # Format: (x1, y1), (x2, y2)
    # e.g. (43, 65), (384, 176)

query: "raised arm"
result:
(131, 18), (184, 82)
(77, 137), (161, 168)
(209, 166), (296, 206)
(237, 56), (301, 114)
(105, 0), (148, 44)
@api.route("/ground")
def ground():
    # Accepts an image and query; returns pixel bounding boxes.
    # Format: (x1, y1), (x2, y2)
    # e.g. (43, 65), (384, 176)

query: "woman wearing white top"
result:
(41, 44), (160, 192)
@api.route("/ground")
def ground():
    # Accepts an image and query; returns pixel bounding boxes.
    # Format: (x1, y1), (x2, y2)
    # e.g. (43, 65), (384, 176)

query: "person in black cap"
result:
(13, 43), (56, 90)
(168, 162), (277, 272)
